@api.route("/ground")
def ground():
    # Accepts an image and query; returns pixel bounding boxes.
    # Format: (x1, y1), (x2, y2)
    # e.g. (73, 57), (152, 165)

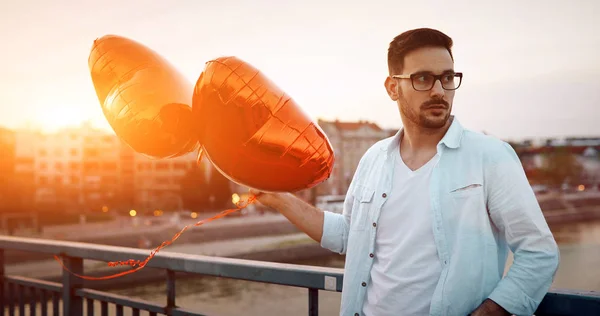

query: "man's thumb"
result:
(248, 188), (263, 197)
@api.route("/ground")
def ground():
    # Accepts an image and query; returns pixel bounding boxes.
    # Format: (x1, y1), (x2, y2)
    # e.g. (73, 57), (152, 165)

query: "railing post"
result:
(308, 288), (319, 316)
(166, 269), (176, 314)
(0, 249), (4, 316)
(62, 255), (83, 316)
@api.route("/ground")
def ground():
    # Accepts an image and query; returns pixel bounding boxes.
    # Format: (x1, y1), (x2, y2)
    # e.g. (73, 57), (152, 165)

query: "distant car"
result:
(531, 185), (549, 195)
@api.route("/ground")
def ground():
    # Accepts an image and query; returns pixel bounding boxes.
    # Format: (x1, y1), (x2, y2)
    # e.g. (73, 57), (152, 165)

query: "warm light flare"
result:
(129, 210), (137, 217)
(33, 105), (89, 131)
(232, 193), (240, 204)
(190, 212), (198, 219)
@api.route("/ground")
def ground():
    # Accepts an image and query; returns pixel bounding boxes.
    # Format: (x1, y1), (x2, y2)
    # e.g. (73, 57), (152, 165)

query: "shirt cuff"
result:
(320, 211), (347, 254)
(488, 277), (540, 316)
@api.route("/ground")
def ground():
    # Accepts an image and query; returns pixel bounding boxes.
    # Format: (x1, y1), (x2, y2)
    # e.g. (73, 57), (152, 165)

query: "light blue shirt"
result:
(320, 117), (560, 316)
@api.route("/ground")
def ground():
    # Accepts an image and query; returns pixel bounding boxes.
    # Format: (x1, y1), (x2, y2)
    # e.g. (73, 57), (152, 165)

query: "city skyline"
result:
(1, 0), (599, 141)
(4, 116), (597, 213)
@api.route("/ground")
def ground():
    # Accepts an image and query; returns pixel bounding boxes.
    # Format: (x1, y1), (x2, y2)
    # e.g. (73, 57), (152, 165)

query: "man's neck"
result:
(400, 117), (452, 155)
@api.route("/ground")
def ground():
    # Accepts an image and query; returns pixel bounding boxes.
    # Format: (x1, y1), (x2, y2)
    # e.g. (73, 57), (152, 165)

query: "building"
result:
(580, 146), (600, 188)
(2, 127), (39, 233)
(0, 128), (16, 211)
(13, 129), (38, 209)
(12, 124), (118, 210)
(514, 137), (600, 188)
(11, 123), (203, 213)
(134, 151), (198, 212)
(317, 119), (395, 196)
(4, 118), (406, 213)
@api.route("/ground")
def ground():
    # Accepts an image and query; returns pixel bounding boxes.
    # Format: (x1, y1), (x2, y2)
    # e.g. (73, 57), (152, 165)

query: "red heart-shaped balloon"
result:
(192, 56), (335, 192)
(89, 35), (199, 158)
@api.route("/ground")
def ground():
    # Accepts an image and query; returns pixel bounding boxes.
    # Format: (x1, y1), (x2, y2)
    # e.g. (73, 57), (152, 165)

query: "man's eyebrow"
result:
(412, 69), (456, 75)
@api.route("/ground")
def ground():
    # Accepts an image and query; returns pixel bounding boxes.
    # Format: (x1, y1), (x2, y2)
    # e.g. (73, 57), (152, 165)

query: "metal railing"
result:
(0, 235), (599, 316)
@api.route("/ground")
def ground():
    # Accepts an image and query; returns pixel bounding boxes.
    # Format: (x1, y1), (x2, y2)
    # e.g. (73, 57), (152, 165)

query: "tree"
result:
(207, 167), (233, 210)
(539, 147), (583, 188)
(180, 164), (210, 212)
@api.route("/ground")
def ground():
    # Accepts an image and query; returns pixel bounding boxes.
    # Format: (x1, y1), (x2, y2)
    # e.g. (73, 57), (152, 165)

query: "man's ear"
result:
(384, 76), (400, 101)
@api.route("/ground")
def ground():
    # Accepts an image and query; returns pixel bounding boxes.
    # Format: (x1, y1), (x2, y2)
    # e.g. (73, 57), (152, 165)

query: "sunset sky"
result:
(0, 0), (598, 141)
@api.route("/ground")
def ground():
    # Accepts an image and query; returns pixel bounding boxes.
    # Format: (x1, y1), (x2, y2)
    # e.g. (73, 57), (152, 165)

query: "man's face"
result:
(385, 46), (456, 129)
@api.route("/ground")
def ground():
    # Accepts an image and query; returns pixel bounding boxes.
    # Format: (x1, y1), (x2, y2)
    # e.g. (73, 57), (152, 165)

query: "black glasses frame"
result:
(392, 72), (463, 91)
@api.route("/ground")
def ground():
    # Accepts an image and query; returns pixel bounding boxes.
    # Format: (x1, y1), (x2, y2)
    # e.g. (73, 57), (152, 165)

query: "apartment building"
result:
(11, 122), (204, 212)
(13, 129), (39, 208)
(12, 124), (118, 210)
(317, 119), (395, 196)
(134, 151), (199, 211)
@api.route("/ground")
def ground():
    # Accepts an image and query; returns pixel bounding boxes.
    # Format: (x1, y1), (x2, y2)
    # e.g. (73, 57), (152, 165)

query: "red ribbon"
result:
(55, 194), (258, 280)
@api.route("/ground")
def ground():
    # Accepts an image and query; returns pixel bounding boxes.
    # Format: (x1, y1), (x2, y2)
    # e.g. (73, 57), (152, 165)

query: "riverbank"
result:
(5, 216), (600, 308)
(90, 219), (600, 316)
(4, 201), (598, 269)
(3, 213), (300, 264)
(4, 204), (598, 268)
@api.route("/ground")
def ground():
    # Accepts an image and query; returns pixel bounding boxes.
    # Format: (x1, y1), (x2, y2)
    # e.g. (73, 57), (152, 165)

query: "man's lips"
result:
(425, 104), (447, 110)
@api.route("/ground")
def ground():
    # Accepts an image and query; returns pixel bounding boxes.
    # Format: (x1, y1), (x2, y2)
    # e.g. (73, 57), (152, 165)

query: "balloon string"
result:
(54, 194), (259, 280)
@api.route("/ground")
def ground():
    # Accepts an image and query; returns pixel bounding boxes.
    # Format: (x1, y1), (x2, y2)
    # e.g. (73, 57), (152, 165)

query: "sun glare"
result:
(33, 106), (89, 131)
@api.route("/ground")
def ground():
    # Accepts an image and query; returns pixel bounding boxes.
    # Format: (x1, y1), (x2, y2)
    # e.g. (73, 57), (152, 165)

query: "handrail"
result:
(0, 235), (344, 291)
(1, 235), (600, 316)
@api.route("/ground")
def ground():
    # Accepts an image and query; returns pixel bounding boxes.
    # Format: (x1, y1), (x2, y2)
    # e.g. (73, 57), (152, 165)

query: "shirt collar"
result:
(384, 116), (464, 153)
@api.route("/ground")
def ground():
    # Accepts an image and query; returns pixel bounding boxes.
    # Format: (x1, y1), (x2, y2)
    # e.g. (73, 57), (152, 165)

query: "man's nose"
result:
(430, 79), (445, 98)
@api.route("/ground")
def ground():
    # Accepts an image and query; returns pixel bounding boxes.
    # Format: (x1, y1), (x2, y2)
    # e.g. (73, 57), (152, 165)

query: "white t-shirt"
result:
(362, 145), (442, 316)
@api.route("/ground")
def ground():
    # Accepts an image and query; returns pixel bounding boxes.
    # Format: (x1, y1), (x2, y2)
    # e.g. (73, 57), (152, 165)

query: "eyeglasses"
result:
(391, 72), (463, 91)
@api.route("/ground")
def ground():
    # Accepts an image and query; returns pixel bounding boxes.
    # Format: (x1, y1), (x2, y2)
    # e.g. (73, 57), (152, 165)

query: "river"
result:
(109, 219), (600, 316)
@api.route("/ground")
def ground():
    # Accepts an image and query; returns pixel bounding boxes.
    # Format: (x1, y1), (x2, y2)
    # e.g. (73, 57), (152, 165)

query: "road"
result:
(24, 211), (286, 241)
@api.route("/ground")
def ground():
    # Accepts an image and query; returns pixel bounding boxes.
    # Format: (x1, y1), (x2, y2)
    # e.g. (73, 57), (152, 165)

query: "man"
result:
(251, 28), (559, 316)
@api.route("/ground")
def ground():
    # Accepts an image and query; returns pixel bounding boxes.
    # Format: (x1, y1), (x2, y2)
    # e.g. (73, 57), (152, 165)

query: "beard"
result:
(400, 97), (451, 129)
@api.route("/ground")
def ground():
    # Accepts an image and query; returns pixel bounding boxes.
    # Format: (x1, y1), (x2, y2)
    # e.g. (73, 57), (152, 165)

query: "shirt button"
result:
(382, 193), (387, 198)
(372, 222), (377, 227)
(361, 282), (367, 287)
(369, 253), (374, 258)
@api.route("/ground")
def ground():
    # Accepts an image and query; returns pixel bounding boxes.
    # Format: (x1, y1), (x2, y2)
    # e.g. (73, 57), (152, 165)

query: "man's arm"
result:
(251, 146), (372, 254)
(250, 189), (353, 254)
(251, 192), (325, 243)
(470, 299), (510, 316)
(477, 142), (560, 315)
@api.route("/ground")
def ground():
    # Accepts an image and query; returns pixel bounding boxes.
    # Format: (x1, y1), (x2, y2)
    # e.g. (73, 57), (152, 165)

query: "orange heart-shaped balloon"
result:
(192, 56), (335, 192)
(89, 35), (198, 158)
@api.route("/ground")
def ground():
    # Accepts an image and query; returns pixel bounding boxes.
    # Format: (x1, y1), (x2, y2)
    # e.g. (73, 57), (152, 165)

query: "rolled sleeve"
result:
(321, 184), (354, 254)
(320, 211), (349, 254)
(486, 142), (560, 315)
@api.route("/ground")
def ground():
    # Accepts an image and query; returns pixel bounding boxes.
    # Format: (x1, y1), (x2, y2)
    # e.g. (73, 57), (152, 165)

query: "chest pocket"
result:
(448, 182), (485, 215)
(449, 183), (483, 198)
(351, 185), (376, 231)
(447, 182), (489, 238)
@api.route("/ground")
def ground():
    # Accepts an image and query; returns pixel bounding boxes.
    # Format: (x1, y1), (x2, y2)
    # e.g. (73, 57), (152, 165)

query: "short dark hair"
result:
(387, 28), (454, 74)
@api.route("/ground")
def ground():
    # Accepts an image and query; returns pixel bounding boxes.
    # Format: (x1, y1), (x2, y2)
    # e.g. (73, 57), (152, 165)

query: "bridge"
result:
(1, 236), (599, 315)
